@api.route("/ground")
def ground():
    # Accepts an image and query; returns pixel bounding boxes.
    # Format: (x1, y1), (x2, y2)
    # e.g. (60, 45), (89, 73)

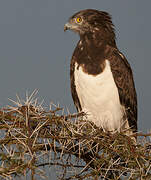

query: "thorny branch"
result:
(0, 91), (151, 179)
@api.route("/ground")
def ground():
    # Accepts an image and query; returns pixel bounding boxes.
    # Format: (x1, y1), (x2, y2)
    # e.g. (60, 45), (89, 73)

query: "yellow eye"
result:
(76, 17), (82, 23)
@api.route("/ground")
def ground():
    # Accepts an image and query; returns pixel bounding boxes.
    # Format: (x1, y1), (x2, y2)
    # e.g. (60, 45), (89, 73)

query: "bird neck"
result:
(80, 33), (116, 61)
(73, 33), (116, 75)
(80, 31), (116, 48)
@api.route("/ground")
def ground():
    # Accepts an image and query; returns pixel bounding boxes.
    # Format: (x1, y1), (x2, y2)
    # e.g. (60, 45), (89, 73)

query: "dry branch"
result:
(0, 91), (151, 179)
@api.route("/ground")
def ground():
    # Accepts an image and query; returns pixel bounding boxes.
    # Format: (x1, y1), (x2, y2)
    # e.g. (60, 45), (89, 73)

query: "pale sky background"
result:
(0, 1), (150, 131)
(0, 0), (151, 179)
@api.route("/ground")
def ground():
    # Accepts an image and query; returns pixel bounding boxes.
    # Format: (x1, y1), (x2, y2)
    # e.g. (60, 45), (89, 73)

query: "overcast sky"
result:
(0, 0), (150, 135)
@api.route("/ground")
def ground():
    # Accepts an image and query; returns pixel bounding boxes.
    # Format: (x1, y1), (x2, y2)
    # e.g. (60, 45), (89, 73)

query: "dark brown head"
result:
(64, 9), (116, 44)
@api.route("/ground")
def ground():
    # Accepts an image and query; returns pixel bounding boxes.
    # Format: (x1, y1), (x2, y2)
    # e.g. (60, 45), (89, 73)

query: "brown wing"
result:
(109, 50), (137, 132)
(70, 56), (82, 112)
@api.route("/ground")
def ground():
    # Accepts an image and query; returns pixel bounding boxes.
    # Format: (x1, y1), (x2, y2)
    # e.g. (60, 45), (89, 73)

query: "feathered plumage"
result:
(64, 9), (137, 134)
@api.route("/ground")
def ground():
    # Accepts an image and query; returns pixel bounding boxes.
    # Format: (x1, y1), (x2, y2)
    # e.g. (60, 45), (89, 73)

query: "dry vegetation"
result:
(0, 90), (151, 180)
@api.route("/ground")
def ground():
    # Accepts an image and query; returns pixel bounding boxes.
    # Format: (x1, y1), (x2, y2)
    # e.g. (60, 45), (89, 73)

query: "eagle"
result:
(64, 9), (137, 135)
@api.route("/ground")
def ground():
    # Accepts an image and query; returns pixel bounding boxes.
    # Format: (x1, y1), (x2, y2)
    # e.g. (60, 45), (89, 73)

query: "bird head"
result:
(64, 9), (115, 40)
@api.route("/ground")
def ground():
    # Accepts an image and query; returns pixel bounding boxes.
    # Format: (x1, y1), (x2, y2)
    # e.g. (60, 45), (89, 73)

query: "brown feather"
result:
(67, 9), (137, 133)
(109, 50), (137, 132)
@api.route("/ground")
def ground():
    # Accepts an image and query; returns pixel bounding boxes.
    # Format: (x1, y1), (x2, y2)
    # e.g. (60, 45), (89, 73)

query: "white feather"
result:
(74, 60), (126, 132)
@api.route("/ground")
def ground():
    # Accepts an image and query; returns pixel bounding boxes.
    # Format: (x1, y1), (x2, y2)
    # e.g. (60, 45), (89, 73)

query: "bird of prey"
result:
(64, 9), (137, 135)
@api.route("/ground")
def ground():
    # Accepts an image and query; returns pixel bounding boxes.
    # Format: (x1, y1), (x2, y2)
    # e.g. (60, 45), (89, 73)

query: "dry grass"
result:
(0, 90), (151, 180)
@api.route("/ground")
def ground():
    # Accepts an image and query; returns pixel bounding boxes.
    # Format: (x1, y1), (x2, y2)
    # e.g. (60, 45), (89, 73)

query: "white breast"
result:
(74, 60), (125, 132)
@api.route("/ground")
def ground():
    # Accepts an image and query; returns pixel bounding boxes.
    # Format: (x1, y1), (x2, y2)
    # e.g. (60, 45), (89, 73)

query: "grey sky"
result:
(0, 0), (150, 135)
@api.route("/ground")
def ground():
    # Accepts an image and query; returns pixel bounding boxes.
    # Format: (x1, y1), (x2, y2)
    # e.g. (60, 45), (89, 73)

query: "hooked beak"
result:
(64, 22), (72, 32)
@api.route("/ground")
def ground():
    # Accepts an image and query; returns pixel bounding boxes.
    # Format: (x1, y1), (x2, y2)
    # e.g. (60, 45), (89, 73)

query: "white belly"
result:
(74, 60), (124, 131)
